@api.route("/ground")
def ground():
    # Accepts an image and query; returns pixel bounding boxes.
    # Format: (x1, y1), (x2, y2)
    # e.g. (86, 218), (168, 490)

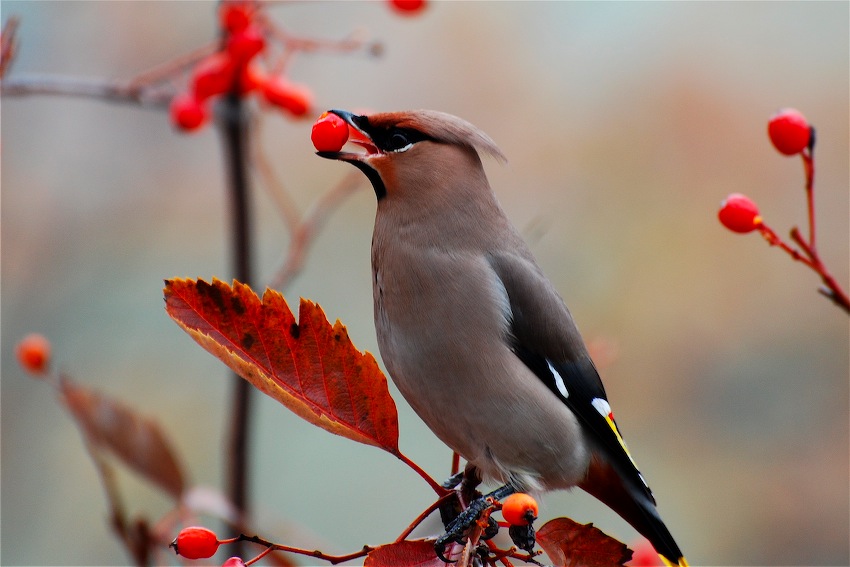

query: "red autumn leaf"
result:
(163, 277), (400, 454)
(364, 540), (444, 567)
(537, 517), (632, 567)
(59, 376), (186, 498)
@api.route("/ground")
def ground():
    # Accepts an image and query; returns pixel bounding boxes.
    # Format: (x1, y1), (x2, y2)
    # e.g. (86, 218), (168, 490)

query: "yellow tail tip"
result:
(660, 556), (689, 567)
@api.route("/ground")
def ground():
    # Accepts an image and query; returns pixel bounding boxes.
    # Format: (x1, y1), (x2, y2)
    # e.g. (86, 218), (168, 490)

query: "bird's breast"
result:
(369, 238), (590, 491)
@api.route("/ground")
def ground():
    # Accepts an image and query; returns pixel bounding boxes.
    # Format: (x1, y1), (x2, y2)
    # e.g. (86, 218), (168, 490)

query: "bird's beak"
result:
(316, 109), (381, 162)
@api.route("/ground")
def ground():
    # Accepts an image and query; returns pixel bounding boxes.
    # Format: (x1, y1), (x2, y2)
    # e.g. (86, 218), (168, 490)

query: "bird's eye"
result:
(386, 129), (413, 152)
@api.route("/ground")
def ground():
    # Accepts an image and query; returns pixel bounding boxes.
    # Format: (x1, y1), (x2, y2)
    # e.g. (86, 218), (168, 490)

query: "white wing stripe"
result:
(548, 362), (570, 399)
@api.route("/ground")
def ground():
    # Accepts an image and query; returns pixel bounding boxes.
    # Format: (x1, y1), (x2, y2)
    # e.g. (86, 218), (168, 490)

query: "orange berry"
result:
(171, 526), (219, 560)
(16, 333), (51, 375)
(501, 493), (538, 526)
(311, 112), (349, 152)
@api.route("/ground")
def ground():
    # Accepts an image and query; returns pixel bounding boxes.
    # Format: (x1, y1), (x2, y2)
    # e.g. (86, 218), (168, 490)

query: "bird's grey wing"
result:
(487, 251), (655, 504)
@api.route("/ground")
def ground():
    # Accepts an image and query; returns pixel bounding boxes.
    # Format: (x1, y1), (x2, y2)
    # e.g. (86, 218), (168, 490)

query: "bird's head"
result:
(317, 109), (506, 201)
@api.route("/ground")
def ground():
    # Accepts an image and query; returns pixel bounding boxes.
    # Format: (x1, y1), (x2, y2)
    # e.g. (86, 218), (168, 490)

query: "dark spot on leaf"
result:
(290, 323), (300, 339)
(231, 296), (246, 315)
(199, 280), (226, 312)
(242, 333), (255, 349)
(334, 333), (341, 342)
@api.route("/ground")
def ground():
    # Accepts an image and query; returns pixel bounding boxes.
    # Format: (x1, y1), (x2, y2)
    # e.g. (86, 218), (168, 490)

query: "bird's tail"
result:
(662, 556), (690, 567)
(578, 455), (688, 567)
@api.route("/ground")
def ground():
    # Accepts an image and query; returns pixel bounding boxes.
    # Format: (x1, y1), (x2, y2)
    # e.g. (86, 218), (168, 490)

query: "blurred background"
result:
(2, 2), (848, 565)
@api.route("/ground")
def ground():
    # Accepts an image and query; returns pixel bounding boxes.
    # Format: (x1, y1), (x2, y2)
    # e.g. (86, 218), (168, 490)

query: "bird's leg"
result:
(442, 471), (465, 490)
(439, 466), (480, 529)
(459, 463), (483, 505)
(434, 484), (516, 563)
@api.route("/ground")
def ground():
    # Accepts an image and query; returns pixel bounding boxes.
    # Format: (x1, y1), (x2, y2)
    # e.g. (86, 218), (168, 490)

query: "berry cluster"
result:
(718, 108), (849, 312)
(169, 0), (428, 132)
(718, 108), (814, 234)
(170, 1), (313, 132)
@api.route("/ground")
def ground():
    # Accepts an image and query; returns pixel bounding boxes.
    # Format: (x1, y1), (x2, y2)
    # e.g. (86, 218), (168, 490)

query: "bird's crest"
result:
(368, 110), (507, 163)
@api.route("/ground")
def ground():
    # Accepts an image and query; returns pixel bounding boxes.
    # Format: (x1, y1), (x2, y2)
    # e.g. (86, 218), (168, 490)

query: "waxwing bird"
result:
(317, 109), (688, 567)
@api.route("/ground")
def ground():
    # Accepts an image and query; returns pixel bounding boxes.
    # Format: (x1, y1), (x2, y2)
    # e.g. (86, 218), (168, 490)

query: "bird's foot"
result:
(434, 485), (515, 563)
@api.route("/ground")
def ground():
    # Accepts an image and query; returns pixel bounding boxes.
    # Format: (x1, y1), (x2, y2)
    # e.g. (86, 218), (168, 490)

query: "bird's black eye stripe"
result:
(348, 115), (432, 152)
(374, 127), (432, 152)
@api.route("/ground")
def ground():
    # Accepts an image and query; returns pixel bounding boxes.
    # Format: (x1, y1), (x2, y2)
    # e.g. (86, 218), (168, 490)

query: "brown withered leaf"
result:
(364, 540), (445, 567)
(536, 517), (632, 567)
(163, 278), (400, 454)
(59, 377), (186, 498)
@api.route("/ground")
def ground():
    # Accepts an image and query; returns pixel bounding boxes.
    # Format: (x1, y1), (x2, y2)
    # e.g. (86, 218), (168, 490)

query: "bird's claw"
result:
(434, 497), (493, 563)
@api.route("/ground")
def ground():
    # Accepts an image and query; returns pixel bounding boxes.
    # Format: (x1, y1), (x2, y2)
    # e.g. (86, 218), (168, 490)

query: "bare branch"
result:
(1, 74), (173, 108)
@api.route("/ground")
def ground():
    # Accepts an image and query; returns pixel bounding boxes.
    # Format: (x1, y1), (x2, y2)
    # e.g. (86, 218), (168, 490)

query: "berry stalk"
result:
(802, 149), (816, 253)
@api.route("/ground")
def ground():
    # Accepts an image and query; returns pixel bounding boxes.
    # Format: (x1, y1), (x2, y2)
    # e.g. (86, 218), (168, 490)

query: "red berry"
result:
(767, 108), (811, 155)
(389, 0), (427, 15)
(226, 24), (265, 63)
(628, 539), (664, 566)
(261, 76), (313, 117)
(171, 526), (219, 560)
(191, 53), (237, 100)
(501, 493), (538, 526)
(222, 558), (247, 567)
(311, 112), (350, 152)
(219, 2), (253, 34)
(170, 93), (209, 131)
(718, 193), (761, 233)
(16, 333), (51, 375)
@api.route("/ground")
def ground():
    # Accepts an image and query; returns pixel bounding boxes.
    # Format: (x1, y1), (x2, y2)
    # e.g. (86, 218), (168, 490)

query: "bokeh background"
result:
(2, 2), (848, 565)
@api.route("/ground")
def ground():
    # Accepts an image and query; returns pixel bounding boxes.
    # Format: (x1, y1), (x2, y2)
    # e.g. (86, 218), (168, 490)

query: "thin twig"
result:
(0, 35), (221, 107)
(251, 116), (302, 230)
(230, 534), (375, 565)
(268, 170), (365, 290)
(755, 224), (849, 313)
(790, 227), (850, 313)
(394, 492), (457, 543)
(396, 451), (449, 496)
(1, 16), (20, 78)
(0, 74), (173, 107)
(125, 40), (219, 91)
(756, 224), (815, 269)
(801, 150), (816, 253)
(263, 18), (379, 59)
(451, 451), (461, 476)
